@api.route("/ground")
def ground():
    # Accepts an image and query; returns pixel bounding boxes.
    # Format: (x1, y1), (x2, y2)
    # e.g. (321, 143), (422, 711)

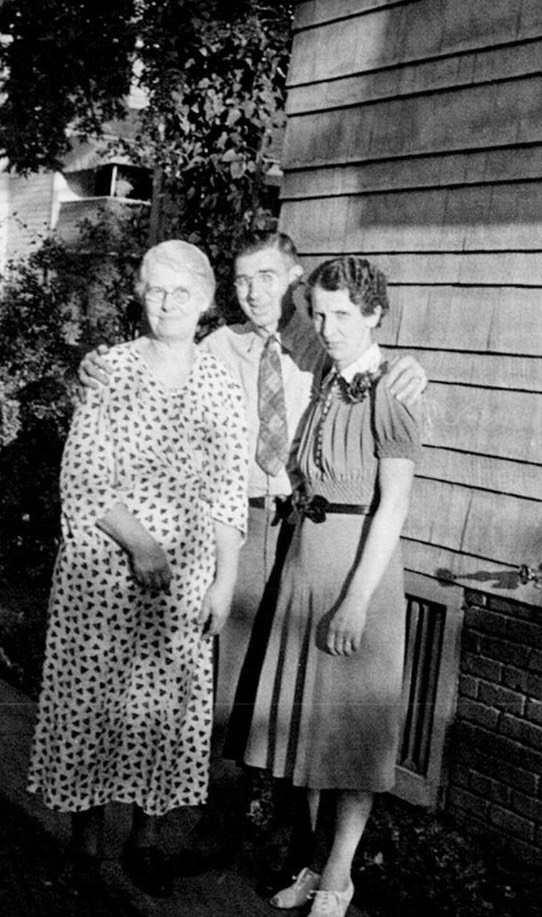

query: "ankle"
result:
(71, 807), (104, 859)
(319, 865), (352, 893)
(129, 809), (160, 849)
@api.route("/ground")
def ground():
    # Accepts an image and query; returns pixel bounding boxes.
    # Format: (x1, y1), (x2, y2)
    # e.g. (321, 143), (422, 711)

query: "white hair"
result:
(137, 240), (216, 303)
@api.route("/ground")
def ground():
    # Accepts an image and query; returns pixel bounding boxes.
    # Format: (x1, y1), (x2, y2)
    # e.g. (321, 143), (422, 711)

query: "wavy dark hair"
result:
(306, 255), (389, 325)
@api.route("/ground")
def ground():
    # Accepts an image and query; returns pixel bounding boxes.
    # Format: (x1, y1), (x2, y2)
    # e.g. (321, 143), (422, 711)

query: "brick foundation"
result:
(447, 590), (542, 866)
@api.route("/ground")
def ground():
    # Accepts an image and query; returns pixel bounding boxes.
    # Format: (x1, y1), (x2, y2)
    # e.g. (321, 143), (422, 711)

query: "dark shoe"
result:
(58, 849), (102, 896)
(121, 845), (173, 898)
(172, 847), (214, 876)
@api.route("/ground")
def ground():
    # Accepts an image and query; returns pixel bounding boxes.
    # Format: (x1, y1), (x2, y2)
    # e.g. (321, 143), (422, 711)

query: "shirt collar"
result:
(243, 307), (309, 354)
(339, 343), (382, 382)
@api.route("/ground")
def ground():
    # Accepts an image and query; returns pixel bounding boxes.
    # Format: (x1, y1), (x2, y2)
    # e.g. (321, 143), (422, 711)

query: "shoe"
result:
(270, 866), (321, 908)
(121, 845), (173, 898)
(172, 846), (232, 876)
(308, 880), (355, 916)
(58, 849), (101, 896)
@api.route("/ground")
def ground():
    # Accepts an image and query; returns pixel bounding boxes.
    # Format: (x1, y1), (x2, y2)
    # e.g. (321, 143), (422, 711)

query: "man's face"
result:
(234, 247), (301, 335)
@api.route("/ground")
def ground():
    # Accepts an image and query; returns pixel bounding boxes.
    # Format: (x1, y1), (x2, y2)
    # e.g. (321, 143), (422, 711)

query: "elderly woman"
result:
(241, 255), (421, 917)
(27, 241), (248, 897)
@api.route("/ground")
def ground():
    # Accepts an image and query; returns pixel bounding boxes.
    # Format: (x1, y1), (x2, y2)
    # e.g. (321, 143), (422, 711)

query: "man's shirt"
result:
(200, 310), (326, 497)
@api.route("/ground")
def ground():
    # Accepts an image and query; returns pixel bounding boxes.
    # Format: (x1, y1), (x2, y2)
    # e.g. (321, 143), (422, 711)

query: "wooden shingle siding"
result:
(282, 183), (542, 252)
(284, 0), (542, 604)
(379, 287), (542, 356)
(301, 252), (542, 288)
(286, 38), (542, 117)
(282, 146), (542, 199)
(284, 79), (542, 167)
(291, 0), (542, 81)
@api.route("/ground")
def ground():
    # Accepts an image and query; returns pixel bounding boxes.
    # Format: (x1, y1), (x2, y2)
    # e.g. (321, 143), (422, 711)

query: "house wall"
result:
(282, 0), (542, 858)
(283, 0), (542, 594)
(0, 171), (55, 268)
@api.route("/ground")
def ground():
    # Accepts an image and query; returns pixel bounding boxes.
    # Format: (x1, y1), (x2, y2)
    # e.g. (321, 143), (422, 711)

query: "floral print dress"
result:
(28, 343), (248, 815)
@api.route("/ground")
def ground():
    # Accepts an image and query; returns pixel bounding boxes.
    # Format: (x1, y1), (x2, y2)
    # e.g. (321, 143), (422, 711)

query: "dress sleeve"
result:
(373, 379), (422, 463)
(209, 379), (249, 537)
(60, 385), (123, 535)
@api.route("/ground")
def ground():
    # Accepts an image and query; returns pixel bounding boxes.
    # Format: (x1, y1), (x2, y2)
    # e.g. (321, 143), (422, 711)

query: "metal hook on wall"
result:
(518, 563), (542, 589)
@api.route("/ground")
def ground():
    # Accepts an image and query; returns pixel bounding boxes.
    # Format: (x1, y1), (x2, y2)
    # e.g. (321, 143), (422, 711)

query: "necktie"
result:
(256, 335), (289, 476)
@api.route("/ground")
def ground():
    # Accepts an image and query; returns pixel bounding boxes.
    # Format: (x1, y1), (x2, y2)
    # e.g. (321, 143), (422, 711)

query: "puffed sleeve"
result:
(373, 379), (422, 463)
(208, 378), (249, 538)
(60, 385), (124, 536)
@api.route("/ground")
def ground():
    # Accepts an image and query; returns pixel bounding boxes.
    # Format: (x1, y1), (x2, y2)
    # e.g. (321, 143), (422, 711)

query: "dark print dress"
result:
(242, 369), (421, 792)
(28, 343), (248, 815)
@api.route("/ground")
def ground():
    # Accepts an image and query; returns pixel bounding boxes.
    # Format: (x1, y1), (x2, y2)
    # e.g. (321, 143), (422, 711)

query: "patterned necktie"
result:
(256, 335), (289, 476)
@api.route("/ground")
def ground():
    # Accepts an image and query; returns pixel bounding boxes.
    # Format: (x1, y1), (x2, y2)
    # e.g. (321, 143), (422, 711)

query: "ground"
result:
(1, 585), (542, 917)
(0, 793), (138, 917)
(2, 779), (542, 917)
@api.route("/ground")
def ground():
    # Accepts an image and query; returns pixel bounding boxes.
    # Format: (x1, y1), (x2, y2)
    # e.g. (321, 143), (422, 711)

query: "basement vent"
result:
(394, 573), (463, 807)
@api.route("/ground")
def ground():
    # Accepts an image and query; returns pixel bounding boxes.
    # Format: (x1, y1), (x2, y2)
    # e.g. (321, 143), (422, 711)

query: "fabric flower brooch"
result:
(339, 362), (387, 403)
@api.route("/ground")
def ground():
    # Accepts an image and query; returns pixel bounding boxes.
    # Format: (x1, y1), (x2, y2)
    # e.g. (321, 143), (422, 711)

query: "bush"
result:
(0, 209), (148, 691)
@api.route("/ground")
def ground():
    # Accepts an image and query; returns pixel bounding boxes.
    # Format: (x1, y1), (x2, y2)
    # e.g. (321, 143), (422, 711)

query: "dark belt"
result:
(249, 496), (373, 523)
(249, 497), (370, 514)
(294, 494), (375, 524)
(248, 495), (292, 526)
(325, 503), (372, 514)
(248, 496), (272, 508)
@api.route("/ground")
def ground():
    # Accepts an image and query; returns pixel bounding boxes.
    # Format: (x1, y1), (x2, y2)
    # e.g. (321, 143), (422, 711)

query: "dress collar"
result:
(339, 343), (382, 382)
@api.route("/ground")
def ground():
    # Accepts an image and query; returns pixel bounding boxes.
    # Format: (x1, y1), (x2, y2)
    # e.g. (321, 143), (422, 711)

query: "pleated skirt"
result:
(242, 512), (407, 792)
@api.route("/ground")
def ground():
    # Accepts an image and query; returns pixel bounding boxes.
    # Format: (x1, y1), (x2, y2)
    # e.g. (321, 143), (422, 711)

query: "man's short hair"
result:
(234, 230), (300, 265)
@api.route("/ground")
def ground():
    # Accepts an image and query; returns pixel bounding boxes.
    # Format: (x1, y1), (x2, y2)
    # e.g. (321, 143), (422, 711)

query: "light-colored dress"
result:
(28, 343), (248, 815)
(242, 364), (420, 791)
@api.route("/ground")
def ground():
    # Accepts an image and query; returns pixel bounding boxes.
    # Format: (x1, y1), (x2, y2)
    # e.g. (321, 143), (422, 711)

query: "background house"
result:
(0, 70), (152, 270)
(280, 0), (542, 864)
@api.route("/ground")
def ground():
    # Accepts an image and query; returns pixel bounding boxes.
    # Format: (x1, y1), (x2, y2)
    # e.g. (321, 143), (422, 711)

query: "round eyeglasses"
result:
(233, 270), (277, 292)
(145, 286), (191, 307)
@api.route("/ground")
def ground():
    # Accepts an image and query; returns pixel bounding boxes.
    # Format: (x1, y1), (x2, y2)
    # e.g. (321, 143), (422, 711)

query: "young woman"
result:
(240, 255), (421, 917)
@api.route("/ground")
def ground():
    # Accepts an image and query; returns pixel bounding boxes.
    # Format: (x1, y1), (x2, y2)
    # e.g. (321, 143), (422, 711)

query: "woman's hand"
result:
(198, 580), (235, 637)
(129, 541), (172, 592)
(384, 354), (427, 406)
(79, 344), (112, 390)
(325, 594), (368, 656)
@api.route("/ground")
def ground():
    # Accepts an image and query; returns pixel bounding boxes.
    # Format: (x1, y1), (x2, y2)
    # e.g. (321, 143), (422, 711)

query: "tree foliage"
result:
(0, 0), (293, 313)
(0, 0), (138, 172)
(136, 0), (293, 315)
(0, 207), (148, 587)
(0, 1), (293, 685)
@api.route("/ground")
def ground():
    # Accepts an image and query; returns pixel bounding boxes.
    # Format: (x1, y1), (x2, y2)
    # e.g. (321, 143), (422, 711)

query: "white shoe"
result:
(269, 867), (321, 909)
(308, 880), (355, 916)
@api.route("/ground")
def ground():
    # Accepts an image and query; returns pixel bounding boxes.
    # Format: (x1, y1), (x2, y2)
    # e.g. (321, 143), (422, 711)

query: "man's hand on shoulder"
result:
(78, 344), (112, 398)
(384, 354), (427, 407)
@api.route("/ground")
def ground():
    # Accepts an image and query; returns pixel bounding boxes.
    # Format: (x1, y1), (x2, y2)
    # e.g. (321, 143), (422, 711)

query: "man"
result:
(80, 231), (426, 739)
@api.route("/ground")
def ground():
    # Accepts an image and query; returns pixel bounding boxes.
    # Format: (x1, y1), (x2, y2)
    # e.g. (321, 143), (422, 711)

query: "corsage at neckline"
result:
(338, 362), (387, 403)
(319, 360), (387, 405)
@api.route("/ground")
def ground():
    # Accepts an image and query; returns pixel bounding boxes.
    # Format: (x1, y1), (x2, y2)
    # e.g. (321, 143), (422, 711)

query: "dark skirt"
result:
(242, 513), (406, 791)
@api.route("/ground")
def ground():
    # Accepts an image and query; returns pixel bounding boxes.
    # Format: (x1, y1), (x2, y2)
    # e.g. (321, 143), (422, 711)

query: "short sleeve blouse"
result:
(294, 372), (421, 506)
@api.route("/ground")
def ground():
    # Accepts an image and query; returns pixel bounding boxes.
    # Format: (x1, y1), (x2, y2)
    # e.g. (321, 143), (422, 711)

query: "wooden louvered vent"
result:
(394, 573), (463, 807)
